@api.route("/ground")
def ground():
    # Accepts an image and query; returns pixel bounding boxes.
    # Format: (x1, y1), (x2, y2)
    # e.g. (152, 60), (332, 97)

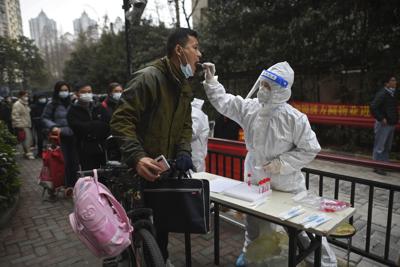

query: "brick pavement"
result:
(0, 156), (244, 267)
(1, 155), (399, 266)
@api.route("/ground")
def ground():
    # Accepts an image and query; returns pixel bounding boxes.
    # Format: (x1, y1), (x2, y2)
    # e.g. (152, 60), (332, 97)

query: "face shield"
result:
(245, 69), (289, 99)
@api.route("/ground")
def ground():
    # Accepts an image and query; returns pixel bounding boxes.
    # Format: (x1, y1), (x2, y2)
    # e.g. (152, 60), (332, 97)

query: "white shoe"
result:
(166, 259), (175, 267)
(25, 153), (35, 160)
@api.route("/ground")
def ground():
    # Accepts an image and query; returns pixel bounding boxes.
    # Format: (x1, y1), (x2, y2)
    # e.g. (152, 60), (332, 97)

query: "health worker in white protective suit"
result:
(191, 98), (210, 172)
(202, 61), (337, 267)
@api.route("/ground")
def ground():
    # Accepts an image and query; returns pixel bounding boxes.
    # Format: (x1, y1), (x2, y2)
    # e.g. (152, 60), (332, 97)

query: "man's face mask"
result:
(112, 92), (122, 101)
(178, 46), (193, 78)
(38, 98), (47, 104)
(79, 93), (93, 103)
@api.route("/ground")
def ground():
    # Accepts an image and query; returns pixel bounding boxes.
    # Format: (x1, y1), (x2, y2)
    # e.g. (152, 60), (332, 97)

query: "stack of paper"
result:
(222, 183), (269, 203)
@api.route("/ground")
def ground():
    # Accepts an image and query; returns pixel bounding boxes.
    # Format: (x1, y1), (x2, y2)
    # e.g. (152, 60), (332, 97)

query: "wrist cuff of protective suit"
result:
(204, 75), (219, 85)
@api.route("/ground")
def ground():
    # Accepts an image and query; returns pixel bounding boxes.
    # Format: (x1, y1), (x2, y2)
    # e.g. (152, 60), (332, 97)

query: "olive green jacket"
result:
(110, 57), (193, 167)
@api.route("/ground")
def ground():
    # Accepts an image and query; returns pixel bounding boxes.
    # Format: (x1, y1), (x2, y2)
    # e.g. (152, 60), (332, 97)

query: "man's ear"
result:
(175, 45), (182, 57)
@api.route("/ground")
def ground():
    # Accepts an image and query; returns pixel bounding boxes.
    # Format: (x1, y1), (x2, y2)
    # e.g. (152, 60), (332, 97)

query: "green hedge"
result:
(0, 121), (20, 210)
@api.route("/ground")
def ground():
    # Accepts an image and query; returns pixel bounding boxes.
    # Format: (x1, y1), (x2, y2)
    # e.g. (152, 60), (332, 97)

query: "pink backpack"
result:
(69, 169), (133, 258)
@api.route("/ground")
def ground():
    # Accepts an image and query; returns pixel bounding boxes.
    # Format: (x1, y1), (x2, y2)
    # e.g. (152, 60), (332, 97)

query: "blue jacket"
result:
(41, 100), (74, 137)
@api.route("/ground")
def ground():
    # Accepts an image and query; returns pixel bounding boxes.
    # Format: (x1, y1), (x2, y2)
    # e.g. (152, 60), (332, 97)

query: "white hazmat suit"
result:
(202, 62), (337, 267)
(191, 98), (210, 172)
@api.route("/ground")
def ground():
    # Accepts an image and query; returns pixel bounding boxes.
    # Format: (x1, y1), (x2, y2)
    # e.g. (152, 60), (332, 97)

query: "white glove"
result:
(263, 158), (282, 174)
(202, 62), (217, 83)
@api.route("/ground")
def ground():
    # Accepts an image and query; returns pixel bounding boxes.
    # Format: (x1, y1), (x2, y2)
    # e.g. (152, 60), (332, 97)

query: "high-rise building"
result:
(29, 10), (57, 50)
(112, 17), (124, 33)
(0, 0), (23, 38)
(29, 11), (60, 77)
(191, 0), (208, 29)
(73, 11), (99, 40)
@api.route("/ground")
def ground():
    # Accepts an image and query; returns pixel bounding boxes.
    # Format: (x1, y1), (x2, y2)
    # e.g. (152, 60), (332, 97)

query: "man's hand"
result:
(202, 62), (216, 83)
(136, 157), (163, 182)
(176, 154), (194, 172)
(50, 127), (61, 137)
(263, 159), (282, 174)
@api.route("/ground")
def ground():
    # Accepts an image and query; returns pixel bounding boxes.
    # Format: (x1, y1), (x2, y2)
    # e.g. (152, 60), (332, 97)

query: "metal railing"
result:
(206, 143), (400, 267)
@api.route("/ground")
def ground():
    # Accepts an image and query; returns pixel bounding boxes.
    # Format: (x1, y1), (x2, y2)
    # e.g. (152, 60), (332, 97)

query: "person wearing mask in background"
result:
(110, 28), (202, 266)
(370, 75), (398, 175)
(102, 82), (124, 122)
(202, 62), (337, 267)
(67, 82), (110, 171)
(30, 93), (48, 158)
(12, 90), (35, 160)
(0, 95), (13, 133)
(42, 81), (79, 192)
(191, 98), (209, 172)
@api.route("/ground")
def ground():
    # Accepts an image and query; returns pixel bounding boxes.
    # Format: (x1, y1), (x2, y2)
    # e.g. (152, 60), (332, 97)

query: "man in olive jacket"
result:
(110, 28), (202, 263)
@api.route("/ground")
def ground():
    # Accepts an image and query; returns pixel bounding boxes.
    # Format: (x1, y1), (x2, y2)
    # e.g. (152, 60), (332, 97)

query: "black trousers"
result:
(60, 136), (79, 187)
(156, 230), (169, 261)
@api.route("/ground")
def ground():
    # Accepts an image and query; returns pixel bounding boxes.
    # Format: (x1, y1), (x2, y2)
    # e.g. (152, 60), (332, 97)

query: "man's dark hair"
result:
(74, 81), (91, 92)
(166, 28), (198, 58)
(108, 82), (122, 94)
(382, 75), (395, 85)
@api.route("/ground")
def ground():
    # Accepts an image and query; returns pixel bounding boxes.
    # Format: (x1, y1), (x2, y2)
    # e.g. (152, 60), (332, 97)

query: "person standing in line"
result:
(370, 75), (398, 175)
(110, 28), (202, 265)
(12, 90), (35, 160)
(42, 81), (79, 191)
(101, 82), (124, 122)
(30, 93), (48, 158)
(67, 82), (110, 171)
(0, 95), (13, 133)
(191, 98), (210, 172)
(202, 61), (337, 267)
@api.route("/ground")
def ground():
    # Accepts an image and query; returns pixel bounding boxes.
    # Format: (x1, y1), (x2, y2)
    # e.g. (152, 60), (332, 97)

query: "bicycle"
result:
(78, 162), (165, 267)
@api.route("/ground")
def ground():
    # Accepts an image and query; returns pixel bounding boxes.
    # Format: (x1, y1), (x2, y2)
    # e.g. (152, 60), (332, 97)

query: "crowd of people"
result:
(0, 26), (397, 267)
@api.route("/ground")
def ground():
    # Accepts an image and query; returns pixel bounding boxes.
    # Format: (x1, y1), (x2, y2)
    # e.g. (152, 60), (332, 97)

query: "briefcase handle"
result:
(160, 159), (193, 180)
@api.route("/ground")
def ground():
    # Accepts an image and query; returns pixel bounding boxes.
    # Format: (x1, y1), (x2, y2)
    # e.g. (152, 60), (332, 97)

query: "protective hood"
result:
(246, 61), (294, 104)
(191, 98), (204, 110)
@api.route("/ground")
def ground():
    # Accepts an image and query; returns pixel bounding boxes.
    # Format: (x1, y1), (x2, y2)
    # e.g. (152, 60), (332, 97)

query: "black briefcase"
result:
(143, 178), (210, 234)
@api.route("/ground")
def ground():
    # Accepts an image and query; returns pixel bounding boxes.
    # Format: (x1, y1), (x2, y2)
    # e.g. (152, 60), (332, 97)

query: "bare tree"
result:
(181, 0), (200, 29)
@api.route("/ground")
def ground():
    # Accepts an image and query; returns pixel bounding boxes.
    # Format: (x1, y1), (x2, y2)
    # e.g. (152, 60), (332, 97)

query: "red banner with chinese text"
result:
(290, 101), (400, 129)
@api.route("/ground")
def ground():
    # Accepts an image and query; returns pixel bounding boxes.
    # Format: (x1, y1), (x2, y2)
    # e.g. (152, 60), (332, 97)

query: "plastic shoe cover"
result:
(236, 252), (247, 267)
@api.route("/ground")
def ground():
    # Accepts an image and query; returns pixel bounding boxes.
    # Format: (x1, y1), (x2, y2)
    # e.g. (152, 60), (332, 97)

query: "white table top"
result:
(192, 172), (356, 236)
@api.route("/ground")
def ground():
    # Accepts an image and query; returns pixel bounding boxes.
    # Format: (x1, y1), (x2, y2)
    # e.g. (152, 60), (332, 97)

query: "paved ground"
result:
(0, 154), (399, 266)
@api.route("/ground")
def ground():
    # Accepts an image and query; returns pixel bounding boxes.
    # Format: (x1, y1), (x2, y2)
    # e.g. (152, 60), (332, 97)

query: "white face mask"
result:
(38, 98), (46, 104)
(22, 96), (29, 102)
(59, 91), (69, 99)
(178, 48), (194, 78)
(257, 85), (272, 104)
(112, 92), (122, 101)
(79, 93), (93, 103)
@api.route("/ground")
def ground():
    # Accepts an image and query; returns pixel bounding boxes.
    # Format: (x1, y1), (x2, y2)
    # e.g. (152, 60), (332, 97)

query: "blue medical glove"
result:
(176, 154), (194, 172)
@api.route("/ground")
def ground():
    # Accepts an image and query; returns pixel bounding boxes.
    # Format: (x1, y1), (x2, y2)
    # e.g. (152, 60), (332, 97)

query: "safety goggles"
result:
(260, 70), (288, 88)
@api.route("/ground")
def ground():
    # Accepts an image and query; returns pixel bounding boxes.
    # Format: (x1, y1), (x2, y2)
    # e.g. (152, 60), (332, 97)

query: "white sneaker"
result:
(166, 259), (175, 267)
(25, 153), (35, 160)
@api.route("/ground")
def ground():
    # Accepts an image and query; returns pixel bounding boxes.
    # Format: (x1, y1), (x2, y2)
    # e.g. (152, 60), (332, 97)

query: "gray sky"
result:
(20, 0), (184, 38)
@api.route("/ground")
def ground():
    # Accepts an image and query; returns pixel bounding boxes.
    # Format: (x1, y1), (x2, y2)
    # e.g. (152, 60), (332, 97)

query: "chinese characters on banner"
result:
(290, 101), (371, 118)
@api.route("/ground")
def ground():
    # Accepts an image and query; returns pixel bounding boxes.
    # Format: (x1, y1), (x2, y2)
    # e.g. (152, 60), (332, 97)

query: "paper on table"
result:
(223, 182), (268, 203)
(209, 178), (242, 193)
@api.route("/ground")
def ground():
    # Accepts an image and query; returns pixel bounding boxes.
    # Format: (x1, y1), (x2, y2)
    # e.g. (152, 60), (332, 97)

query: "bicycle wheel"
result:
(133, 228), (165, 267)
(102, 247), (134, 267)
